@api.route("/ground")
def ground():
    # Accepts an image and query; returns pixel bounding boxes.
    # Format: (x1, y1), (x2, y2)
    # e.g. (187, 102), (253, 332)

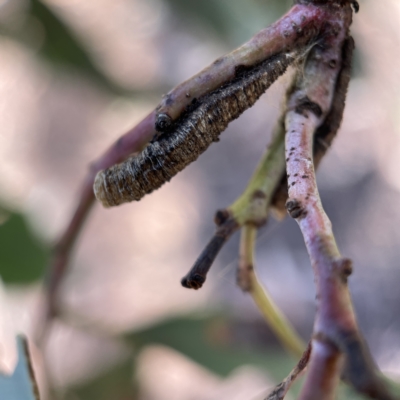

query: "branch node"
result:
(214, 209), (231, 226)
(285, 198), (308, 219)
(334, 258), (353, 283)
(181, 219), (238, 290)
(236, 262), (254, 292)
(295, 96), (323, 118)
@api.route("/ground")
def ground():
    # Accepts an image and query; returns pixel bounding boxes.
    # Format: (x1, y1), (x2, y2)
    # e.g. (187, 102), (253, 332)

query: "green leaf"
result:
(126, 313), (294, 381)
(0, 0), (125, 93)
(0, 336), (39, 400)
(30, 0), (92, 68)
(0, 212), (49, 284)
(28, 0), (123, 92)
(386, 377), (400, 397)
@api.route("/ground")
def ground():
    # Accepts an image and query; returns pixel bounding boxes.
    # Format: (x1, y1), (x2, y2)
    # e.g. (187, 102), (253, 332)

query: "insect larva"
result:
(94, 52), (296, 208)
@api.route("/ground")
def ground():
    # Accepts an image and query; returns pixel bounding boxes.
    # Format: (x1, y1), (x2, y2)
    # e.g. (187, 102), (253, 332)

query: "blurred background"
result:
(0, 0), (399, 399)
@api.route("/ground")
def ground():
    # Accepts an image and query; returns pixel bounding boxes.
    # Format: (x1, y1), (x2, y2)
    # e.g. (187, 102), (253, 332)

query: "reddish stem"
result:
(155, 3), (330, 126)
(283, 4), (396, 398)
(298, 340), (344, 400)
(45, 111), (156, 319)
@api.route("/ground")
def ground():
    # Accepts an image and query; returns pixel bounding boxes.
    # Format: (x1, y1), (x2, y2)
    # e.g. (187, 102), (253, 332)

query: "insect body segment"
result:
(94, 53), (296, 208)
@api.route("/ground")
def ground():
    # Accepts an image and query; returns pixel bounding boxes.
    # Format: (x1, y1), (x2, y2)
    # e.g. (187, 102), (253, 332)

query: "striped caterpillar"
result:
(94, 52), (297, 208)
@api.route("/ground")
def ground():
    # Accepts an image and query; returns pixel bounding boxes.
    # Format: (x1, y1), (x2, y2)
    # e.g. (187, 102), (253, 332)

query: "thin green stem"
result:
(229, 120), (286, 226)
(239, 225), (305, 357)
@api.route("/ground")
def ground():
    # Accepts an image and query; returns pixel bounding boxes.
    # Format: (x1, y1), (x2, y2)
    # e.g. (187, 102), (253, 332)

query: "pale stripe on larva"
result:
(94, 52), (296, 208)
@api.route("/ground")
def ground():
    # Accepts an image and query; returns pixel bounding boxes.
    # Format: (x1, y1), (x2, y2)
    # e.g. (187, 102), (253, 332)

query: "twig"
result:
(270, 34), (355, 217)
(181, 119), (287, 289)
(283, 4), (396, 398)
(182, 120), (305, 356)
(239, 224), (305, 357)
(181, 218), (238, 290)
(21, 337), (41, 400)
(265, 343), (312, 400)
(42, 111), (156, 324)
(154, 3), (331, 129)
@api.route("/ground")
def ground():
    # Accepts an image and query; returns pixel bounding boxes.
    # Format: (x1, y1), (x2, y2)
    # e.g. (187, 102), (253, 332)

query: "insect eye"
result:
(155, 113), (172, 132)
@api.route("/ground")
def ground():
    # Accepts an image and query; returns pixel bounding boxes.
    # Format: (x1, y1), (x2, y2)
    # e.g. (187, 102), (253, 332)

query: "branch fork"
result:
(41, 1), (398, 399)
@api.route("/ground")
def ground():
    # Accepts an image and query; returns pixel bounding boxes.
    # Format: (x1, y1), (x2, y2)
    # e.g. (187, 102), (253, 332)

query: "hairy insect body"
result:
(94, 53), (294, 208)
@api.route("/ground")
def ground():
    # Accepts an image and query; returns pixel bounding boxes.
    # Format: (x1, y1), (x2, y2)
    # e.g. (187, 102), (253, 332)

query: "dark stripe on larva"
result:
(94, 52), (295, 207)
